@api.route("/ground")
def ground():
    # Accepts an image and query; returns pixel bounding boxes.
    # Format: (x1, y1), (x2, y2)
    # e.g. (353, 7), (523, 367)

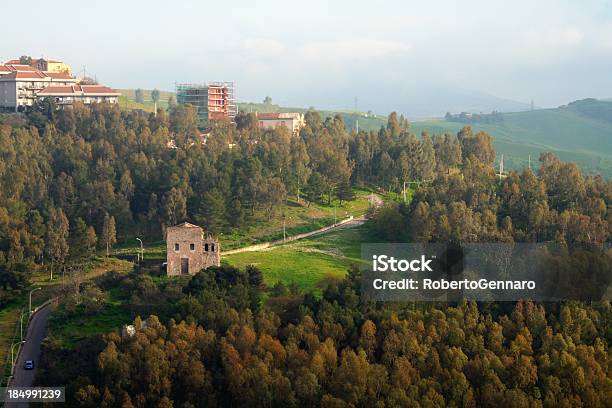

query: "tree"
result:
(196, 190), (227, 234)
(86, 226), (98, 255)
(19, 55), (32, 65)
(101, 213), (116, 257)
(336, 180), (355, 205)
(290, 137), (311, 203)
(304, 173), (325, 206)
(263, 177), (286, 219)
(167, 94), (176, 108)
(151, 89), (161, 111)
(70, 218), (96, 259)
(135, 88), (144, 104)
(264, 96), (272, 104)
(45, 207), (69, 280)
(162, 188), (187, 227)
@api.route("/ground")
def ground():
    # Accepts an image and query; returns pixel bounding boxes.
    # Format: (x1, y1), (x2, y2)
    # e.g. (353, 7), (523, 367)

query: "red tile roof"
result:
(0, 71), (47, 79)
(44, 72), (74, 80)
(0, 66), (76, 81)
(4, 64), (38, 72)
(37, 85), (119, 96)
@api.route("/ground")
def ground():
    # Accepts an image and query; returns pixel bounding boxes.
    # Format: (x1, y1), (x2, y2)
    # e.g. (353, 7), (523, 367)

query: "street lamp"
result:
(19, 310), (28, 342)
(11, 341), (25, 368)
(29, 287), (42, 315)
(136, 238), (144, 262)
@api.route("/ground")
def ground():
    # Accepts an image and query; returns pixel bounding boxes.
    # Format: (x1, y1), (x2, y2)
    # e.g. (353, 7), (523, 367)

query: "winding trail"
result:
(224, 193), (382, 255)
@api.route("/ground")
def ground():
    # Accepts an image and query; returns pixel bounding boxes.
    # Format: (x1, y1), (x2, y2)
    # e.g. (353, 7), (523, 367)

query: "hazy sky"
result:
(2, 0), (611, 115)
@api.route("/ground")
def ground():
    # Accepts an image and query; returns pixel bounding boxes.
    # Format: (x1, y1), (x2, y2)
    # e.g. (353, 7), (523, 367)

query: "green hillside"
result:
(411, 99), (612, 177)
(117, 89), (174, 112)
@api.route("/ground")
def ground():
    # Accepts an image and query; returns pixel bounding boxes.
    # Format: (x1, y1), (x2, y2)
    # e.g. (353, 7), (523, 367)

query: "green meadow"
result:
(224, 226), (372, 295)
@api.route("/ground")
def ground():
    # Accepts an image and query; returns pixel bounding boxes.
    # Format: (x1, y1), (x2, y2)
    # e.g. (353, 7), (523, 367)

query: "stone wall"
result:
(166, 223), (220, 276)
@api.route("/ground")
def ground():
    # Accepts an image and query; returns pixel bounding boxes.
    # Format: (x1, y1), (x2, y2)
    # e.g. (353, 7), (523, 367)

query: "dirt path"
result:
(224, 193), (381, 255)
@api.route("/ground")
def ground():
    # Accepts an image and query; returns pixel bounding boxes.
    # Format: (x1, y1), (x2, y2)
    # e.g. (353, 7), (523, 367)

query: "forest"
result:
(36, 264), (610, 407)
(0, 100), (610, 406)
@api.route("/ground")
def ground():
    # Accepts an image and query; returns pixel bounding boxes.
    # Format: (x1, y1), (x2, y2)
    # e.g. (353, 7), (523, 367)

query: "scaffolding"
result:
(175, 81), (236, 127)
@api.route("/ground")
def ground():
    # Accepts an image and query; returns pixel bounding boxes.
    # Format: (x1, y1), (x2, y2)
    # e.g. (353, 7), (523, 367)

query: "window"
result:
(204, 243), (209, 251)
(211, 244), (215, 252)
(190, 243), (195, 251)
(174, 243), (179, 251)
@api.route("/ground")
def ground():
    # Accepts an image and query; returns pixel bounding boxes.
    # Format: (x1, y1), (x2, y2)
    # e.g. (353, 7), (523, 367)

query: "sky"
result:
(2, 0), (611, 116)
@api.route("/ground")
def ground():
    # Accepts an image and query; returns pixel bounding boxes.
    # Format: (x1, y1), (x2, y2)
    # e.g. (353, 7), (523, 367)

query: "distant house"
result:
(0, 64), (77, 111)
(36, 85), (120, 106)
(0, 61), (117, 111)
(255, 112), (305, 135)
(4, 58), (72, 75)
(166, 222), (220, 276)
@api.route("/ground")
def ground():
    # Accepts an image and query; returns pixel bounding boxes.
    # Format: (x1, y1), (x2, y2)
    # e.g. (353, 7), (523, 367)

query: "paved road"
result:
(5, 303), (52, 408)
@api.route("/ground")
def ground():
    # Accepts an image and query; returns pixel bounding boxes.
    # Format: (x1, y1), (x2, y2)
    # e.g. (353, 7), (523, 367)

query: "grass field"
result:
(0, 304), (22, 381)
(114, 188), (381, 259)
(48, 303), (131, 349)
(117, 89), (174, 112)
(224, 225), (371, 295)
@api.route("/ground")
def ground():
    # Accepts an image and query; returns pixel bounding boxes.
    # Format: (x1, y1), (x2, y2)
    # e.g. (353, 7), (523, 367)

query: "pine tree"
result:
(45, 207), (69, 280)
(101, 213), (116, 257)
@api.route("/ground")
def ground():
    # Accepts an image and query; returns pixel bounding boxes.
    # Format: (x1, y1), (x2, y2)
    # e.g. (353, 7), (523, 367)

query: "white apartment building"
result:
(36, 85), (120, 106)
(0, 64), (77, 111)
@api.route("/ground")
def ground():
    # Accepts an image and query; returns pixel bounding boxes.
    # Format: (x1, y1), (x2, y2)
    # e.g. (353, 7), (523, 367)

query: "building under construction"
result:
(175, 82), (236, 127)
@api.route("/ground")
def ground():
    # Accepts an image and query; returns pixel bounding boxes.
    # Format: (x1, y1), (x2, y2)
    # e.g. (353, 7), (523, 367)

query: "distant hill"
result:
(411, 98), (612, 177)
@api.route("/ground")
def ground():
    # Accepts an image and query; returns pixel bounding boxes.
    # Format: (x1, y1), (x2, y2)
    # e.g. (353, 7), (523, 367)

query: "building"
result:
(166, 222), (220, 276)
(5, 58), (72, 75)
(36, 85), (120, 106)
(256, 112), (305, 135)
(0, 63), (117, 111)
(176, 82), (236, 126)
(0, 64), (77, 111)
(32, 58), (72, 75)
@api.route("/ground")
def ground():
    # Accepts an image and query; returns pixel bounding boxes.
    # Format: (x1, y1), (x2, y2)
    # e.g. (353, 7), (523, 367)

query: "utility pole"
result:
(403, 180), (407, 202)
(498, 154), (504, 181)
(528, 154), (531, 171)
(283, 215), (286, 242)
